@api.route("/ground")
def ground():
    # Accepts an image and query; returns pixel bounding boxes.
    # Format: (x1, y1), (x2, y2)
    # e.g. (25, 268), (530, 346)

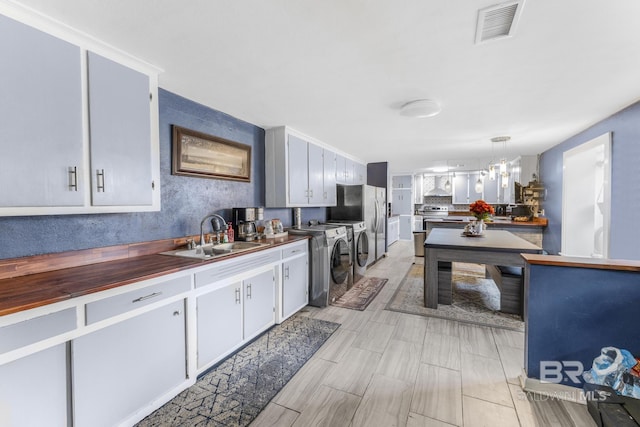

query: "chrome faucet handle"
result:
(186, 239), (196, 250)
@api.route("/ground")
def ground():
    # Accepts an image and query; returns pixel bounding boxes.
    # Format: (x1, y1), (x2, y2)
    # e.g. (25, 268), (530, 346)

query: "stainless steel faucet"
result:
(199, 213), (228, 246)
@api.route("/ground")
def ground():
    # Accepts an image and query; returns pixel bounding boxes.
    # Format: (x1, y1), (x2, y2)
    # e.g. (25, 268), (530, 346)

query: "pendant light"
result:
(488, 164), (496, 181)
(475, 175), (483, 193)
(491, 136), (511, 188)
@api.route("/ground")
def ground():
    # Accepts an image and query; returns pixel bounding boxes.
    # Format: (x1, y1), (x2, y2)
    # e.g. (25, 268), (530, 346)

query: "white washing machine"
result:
(326, 220), (368, 284)
(289, 224), (352, 306)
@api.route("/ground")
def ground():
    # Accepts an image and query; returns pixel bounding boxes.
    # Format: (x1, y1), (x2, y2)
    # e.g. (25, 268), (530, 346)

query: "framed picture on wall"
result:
(172, 125), (251, 182)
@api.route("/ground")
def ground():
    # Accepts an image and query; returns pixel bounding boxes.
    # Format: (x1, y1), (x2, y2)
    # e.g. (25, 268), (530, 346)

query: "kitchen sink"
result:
(161, 241), (269, 260)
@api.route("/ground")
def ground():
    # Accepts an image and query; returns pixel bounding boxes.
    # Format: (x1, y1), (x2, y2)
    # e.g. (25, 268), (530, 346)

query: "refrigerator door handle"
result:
(373, 199), (379, 233)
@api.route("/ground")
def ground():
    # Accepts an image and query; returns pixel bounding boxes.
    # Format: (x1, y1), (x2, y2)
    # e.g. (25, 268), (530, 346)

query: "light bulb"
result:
(500, 159), (507, 175)
(501, 173), (509, 188)
(475, 178), (483, 193)
(489, 165), (496, 181)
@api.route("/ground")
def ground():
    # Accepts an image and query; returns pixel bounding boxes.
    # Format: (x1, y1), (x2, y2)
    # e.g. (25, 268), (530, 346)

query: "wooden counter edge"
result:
(521, 253), (640, 272)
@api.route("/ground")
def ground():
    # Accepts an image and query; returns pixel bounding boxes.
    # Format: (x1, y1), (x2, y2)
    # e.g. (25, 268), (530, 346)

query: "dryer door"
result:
(355, 232), (369, 268)
(330, 238), (351, 284)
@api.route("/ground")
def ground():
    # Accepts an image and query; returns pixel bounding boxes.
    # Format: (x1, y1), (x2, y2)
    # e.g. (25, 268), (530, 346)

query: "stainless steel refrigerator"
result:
(327, 184), (386, 266)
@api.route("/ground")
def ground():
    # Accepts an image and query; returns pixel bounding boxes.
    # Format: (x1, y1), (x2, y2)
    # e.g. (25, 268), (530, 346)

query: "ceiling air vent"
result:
(475, 1), (524, 44)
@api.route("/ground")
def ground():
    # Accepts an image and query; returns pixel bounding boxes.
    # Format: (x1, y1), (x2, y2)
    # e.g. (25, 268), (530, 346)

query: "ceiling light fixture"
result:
(399, 99), (441, 118)
(491, 136), (511, 188)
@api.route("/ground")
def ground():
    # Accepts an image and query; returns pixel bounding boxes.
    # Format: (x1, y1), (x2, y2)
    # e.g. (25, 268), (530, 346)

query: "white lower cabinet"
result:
(0, 343), (69, 427)
(197, 268), (275, 370)
(72, 300), (187, 427)
(197, 282), (243, 369)
(0, 241), (309, 426)
(282, 255), (308, 320)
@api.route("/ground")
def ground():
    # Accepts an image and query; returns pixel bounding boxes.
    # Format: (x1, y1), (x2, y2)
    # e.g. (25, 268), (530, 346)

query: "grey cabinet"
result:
(392, 189), (412, 215)
(265, 127), (340, 207)
(0, 13), (159, 215)
(243, 269), (276, 339)
(0, 14), (83, 207)
(323, 149), (337, 204)
(392, 175), (412, 189)
(197, 268), (275, 369)
(387, 217), (399, 245)
(72, 300), (187, 427)
(483, 176), (500, 204)
(452, 174), (469, 204)
(399, 215), (413, 240)
(353, 162), (367, 185)
(0, 344), (69, 427)
(87, 52), (153, 206)
(197, 282), (243, 368)
(282, 255), (308, 320)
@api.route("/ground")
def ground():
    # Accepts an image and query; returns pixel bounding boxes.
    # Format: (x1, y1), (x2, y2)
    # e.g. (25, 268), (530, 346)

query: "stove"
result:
(417, 205), (449, 218)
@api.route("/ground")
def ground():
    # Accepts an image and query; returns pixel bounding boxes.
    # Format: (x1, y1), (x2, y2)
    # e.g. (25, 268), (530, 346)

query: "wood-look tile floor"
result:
(251, 240), (596, 427)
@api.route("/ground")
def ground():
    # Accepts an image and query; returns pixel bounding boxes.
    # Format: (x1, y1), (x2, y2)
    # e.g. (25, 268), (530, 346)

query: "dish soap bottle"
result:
(227, 223), (234, 242)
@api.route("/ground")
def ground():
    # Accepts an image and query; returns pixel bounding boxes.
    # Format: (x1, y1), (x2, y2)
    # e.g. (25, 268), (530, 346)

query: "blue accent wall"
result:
(540, 100), (640, 259)
(0, 89), (325, 259)
(525, 263), (640, 387)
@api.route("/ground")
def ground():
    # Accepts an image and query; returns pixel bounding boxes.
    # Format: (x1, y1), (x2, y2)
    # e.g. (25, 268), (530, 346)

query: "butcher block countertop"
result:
(0, 235), (308, 317)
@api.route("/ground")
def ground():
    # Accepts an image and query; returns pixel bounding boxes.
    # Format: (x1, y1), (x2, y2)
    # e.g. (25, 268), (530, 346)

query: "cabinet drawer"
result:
(85, 275), (190, 325)
(0, 307), (76, 353)
(282, 242), (307, 259)
(195, 251), (281, 288)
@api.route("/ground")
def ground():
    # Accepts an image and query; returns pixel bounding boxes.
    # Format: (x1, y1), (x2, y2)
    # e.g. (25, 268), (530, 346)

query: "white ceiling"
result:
(9, 0), (640, 174)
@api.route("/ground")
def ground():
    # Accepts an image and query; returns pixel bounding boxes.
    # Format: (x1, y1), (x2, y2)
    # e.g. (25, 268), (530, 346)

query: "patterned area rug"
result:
(136, 314), (340, 427)
(331, 277), (388, 311)
(386, 260), (524, 331)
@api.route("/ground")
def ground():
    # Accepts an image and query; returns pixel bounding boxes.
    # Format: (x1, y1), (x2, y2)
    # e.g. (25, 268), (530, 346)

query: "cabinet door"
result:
(414, 175), (423, 203)
(0, 344), (68, 427)
(72, 300), (186, 427)
(0, 15), (83, 207)
(88, 52), (152, 206)
(484, 176), (499, 204)
(335, 154), (346, 184)
(452, 174), (469, 204)
(282, 256), (309, 319)
(287, 134), (309, 205)
(197, 282), (243, 368)
(243, 269), (275, 340)
(354, 162), (366, 185)
(469, 172), (483, 201)
(307, 142), (324, 205)
(399, 215), (413, 240)
(323, 149), (337, 205)
(344, 158), (354, 184)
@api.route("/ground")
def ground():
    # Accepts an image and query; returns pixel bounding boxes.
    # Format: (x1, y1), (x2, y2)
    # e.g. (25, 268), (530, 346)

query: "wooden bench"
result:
(485, 264), (524, 316)
(437, 261), (453, 304)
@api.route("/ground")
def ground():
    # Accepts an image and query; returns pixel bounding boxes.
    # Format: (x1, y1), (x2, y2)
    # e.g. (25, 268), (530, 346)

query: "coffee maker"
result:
(232, 207), (257, 241)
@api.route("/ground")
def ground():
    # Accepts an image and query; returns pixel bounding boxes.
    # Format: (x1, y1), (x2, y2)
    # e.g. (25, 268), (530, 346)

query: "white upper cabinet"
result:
(0, 14), (84, 208)
(0, 8), (160, 216)
(452, 173), (469, 204)
(265, 126), (363, 207)
(323, 149), (337, 204)
(87, 52), (153, 206)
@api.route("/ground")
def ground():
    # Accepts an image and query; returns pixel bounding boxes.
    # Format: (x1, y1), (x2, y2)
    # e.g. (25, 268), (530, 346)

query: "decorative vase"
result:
(476, 219), (485, 234)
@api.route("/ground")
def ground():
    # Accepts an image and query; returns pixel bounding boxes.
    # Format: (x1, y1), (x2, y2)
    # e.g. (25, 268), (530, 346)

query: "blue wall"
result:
(0, 89), (325, 259)
(525, 263), (640, 387)
(540, 100), (640, 259)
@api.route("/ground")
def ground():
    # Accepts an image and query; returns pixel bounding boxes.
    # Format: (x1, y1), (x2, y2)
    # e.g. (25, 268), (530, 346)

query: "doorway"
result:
(561, 133), (611, 258)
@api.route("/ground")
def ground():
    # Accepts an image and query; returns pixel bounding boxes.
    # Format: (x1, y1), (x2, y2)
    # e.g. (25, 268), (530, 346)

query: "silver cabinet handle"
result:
(235, 287), (241, 304)
(285, 266), (290, 279)
(132, 292), (162, 303)
(309, 189), (313, 197)
(173, 310), (181, 316)
(246, 283), (252, 299)
(68, 166), (78, 191)
(96, 169), (105, 192)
